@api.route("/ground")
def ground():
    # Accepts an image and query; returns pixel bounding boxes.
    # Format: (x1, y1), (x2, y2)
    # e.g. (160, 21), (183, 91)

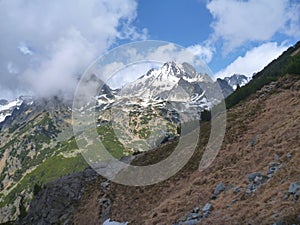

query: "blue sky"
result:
(132, 0), (300, 75)
(0, 0), (300, 99)
(135, 0), (213, 46)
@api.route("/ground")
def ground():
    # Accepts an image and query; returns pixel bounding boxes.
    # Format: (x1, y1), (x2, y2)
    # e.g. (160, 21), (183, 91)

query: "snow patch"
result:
(103, 219), (128, 225)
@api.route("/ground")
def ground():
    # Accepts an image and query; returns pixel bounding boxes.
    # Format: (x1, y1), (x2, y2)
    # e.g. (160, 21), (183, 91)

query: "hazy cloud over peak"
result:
(0, 0), (146, 100)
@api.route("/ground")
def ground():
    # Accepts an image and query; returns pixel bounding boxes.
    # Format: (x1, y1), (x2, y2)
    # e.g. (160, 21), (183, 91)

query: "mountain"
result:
(2, 40), (300, 225)
(97, 61), (233, 113)
(119, 61), (235, 105)
(223, 74), (249, 90)
(16, 41), (300, 225)
(120, 61), (211, 101)
(92, 62), (234, 155)
(0, 97), (26, 124)
(216, 78), (234, 98)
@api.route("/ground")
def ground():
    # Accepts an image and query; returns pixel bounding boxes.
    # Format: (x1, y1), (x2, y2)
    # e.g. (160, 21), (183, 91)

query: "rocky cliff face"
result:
(19, 168), (98, 225)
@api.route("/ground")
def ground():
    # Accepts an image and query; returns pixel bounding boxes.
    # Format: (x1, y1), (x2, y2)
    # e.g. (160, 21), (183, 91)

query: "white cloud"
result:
(0, 0), (146, 100)
(187, 44), (214, 63)
(107, 62), (161, 89)
(207, 0), (300, 53)
(18, 43), (33, 56)
(23, 28), (97, 100)
(215, 42), (287, 79)
(144, 43), (213, 74)
(7, 62), (19, 74)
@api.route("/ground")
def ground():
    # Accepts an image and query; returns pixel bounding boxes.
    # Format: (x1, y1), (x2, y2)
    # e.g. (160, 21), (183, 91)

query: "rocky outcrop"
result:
(19, 168), (98, 225)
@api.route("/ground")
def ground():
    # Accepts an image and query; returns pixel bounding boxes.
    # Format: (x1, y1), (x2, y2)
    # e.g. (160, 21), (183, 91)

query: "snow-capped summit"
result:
(223, 74), (249, 90)
(120, 61), (212, 102)
(0, 97), (24, 123)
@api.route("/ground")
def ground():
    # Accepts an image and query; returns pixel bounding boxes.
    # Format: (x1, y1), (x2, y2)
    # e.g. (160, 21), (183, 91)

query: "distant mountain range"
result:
(94, 61), (249, 114)
(0, 63), (249, 127)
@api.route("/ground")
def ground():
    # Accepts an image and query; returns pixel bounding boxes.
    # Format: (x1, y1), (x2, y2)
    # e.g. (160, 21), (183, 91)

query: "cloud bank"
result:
(0, 0), (146, 100)
(215, 42), (288, 79)
(207, 0), (300, 53)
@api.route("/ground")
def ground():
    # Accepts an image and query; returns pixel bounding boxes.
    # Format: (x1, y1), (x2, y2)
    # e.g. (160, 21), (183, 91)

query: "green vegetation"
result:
(287, 53), (300, 75)
(225, 41), (300, 109)
(139, 128), (151, 139)
(97, 125), (125, 158)
(33, 183), (42, 196)
(1, 155), (87, 207)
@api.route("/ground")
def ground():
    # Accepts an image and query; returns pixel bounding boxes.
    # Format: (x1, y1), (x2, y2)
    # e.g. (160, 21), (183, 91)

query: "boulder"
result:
(202, 203), (212, 212)
(247, 172), (262, 182)
(233, 186), (240, 195)
(288, 182), (300, 194)
(213, 182), (225, 196)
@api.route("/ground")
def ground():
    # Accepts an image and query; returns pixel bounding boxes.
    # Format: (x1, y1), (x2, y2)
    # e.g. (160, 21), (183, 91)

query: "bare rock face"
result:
(19, 168), (98, 225)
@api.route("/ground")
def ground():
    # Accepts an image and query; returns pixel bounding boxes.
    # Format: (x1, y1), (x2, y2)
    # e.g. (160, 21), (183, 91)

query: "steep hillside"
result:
(20, 73), (300, 225)
(67, 74), (300, 225)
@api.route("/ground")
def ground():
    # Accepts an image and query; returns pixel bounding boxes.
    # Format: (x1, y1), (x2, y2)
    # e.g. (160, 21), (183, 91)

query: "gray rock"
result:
(269, 162), (279, 167)
(214, 182), (225, 196)
(20, 167), (99, 225)
(186, 212), (201, 220)
(268, 162), (280, 176)
(245, 189), (252, 194)
(192, 207), (200, 213)
(103, 219), (128, 225)
(254, 175), (263, 183)
(202, 203), (212, 212)
(233, 186), (240, 195)
(267, 167), (278, 175)
(286, 153), (292, 159)
(249, 135), (258, 147)
(288, 182), (300, 194)
(274, 153), (279, 161)
(247, 172), (262, 182)
(101, 181), (110, 189)
(282, 192), (290, 200)
(247, 183), (257, 192)
(183, 219), (201, 225)
(272, 219), (290, 225)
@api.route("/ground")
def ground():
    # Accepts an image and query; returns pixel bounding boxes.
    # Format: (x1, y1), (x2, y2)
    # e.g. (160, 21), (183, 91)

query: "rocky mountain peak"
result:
(224, 74), (249, 90)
